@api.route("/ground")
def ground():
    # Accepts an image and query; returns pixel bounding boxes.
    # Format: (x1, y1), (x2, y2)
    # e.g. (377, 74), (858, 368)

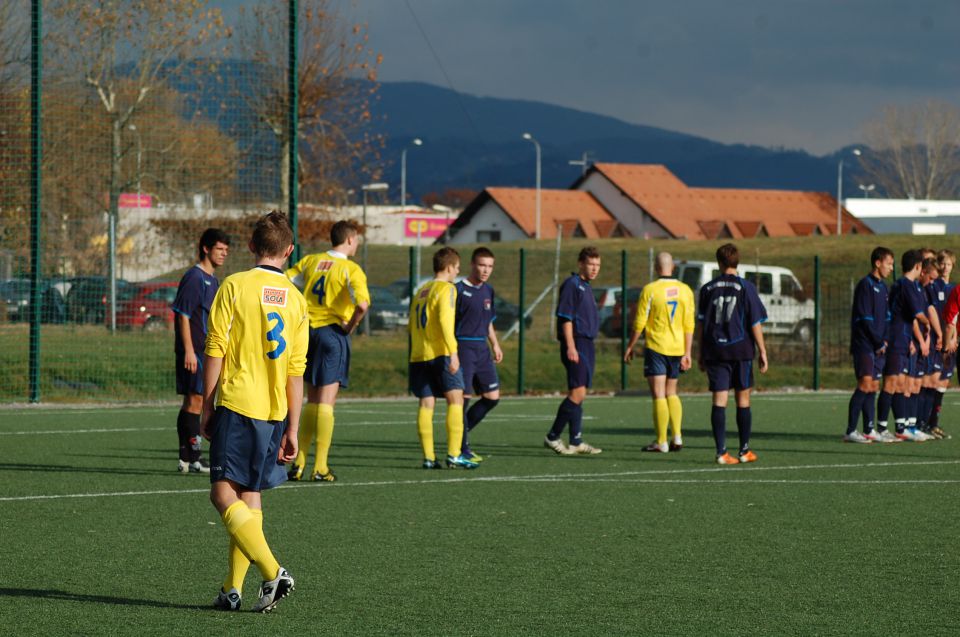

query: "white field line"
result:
(1, 459), (957, 503)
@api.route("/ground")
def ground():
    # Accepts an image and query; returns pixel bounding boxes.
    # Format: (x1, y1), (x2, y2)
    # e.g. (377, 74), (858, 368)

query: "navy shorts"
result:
(459, 342), (500, 395)
(409, 356), (466, 398)
(644, 349), (682, 379)
(942, 351), (956, 380)
(306, 324), (350, 388)
(705, 359), (753, 392)
(561, 337), (595, 390)
(910, 353), (925, 378)
(926, 350), (943, 376)
(852, 349), (884, 381)
(208, 406), (288, 491)
(175, 351), (204, 396)
(883, 351), (910, 377)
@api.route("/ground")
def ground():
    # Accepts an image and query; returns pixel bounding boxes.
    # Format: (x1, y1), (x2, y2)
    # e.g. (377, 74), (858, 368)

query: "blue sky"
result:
(325, 0), (960, 155)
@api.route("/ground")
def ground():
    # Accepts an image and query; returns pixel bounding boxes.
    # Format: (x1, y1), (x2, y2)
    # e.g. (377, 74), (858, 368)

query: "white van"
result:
(673, 260), (816, 342)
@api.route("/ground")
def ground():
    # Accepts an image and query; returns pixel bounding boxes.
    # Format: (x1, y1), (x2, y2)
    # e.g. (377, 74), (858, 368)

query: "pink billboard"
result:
(118, 193), (153, 208)
(404, 216), (453, 238)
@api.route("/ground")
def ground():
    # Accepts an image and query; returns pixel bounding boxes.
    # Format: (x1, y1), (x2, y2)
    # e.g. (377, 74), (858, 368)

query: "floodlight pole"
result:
(522, 133), (541, 240)
(400, 137), (423, 212)
(361, 182), (389, 335)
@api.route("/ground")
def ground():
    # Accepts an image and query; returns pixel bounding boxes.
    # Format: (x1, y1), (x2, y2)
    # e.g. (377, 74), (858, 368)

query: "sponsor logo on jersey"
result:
(315, 260), (334, 272)
(262, 286), (288, 307)
(419, 288), (430, 299)
(483, 299), (492, 311)
(666, 287), (679, 297)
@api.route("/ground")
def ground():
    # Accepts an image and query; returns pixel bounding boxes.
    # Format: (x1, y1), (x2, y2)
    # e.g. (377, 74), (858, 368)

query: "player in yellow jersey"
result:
(200, 211), (309, 613)
(624, 252), (695, 453)
(284, 220), (370, 482)
(409, 247), (478, 469)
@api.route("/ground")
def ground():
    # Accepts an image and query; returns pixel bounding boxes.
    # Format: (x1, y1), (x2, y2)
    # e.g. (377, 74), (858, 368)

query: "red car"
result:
(107, 282), (178, 331)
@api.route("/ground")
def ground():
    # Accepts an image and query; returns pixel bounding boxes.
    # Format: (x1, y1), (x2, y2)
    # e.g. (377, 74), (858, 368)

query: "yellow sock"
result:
(417, 407), (435, 460)
(313, 404), (334, 476)
(446, 404), (464, 458)
(222, 501), (280, 581)
(653, 398), (669, 444)
(222, 508), (260, 592)
(667, 395), (683, 440)
(294, 403), (318, 474)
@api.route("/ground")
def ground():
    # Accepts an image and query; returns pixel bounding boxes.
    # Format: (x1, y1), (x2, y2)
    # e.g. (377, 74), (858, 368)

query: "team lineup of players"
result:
(846, 246), (957, 443)
(176, 211), (951, 612)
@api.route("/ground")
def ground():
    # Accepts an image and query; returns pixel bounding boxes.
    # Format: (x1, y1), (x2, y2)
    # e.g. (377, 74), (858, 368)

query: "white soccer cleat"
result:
(877, 430), (902, 443)
(544, 437), (570, 455)
(567, 441), (602, 455)
(863, 430), (883, 442)
(843, 431), (872, 444)
(251, 567), (295, 613)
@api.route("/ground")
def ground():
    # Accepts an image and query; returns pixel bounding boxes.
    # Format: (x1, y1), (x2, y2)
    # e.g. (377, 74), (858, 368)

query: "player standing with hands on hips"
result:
(544, 247), (603, 456)
(171, 228), (230, 473)
(696, 243), (768, 465)
(201, 212), (309, 613)
(624, 251), (695, 453)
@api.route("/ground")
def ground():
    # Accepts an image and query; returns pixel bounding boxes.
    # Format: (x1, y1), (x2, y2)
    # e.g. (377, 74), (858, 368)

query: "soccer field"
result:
(1, 394), (958, 636)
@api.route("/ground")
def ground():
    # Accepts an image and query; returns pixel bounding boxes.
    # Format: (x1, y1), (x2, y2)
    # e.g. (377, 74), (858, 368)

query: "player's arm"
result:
(343, 268), (371, 334)
(562, 319), (578, 364)
(913, 318), (929, 356)
(681, 286), (695, 370)
(927, 304), (943, 350)
(200, 282), (233, 438)
(278, 375), (303, 463)
(625, 287), (651, 363)
(752, 322), (768, 374)
(199, 354), (222, 440)
(177, 313), (198, 373)
(440, 285), (460, 373)
(285, 260), (305, 291)
(487, 321), (503, 364)
(171, 274), (201, 372)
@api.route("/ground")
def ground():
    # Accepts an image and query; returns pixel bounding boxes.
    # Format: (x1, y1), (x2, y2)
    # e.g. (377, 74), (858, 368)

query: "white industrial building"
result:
(845, 199), (960, 235)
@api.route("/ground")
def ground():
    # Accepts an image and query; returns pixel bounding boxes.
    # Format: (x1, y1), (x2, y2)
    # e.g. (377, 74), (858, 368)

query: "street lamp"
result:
(837, 148), (862, 236)
(568, 151), (594, 176)
(400, 138), (423, 212)
(858, 183), (875, 198)
(128, 124), (142, 199)
(522, 132), (541, 240)
(361, 182), (388, 335)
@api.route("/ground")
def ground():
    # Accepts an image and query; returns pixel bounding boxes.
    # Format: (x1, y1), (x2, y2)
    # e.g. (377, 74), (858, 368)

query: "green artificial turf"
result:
(1, 393), (958, 635)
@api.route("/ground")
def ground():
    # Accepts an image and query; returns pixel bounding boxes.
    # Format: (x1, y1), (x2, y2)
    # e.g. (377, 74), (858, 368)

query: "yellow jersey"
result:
(633, 277), (695, 356)
(286, 250), (371, 328)
(205, 266), (309, 421)
(409, 279), (458, 362)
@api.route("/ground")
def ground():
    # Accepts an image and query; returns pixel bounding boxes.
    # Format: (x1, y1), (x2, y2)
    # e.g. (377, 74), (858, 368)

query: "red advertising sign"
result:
(404, 216), (453, 238)
(118, 193), (153, 208)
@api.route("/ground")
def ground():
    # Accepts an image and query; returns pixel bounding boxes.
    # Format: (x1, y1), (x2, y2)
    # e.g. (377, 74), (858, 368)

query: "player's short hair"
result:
(251, 211), (294, 258)
(471, 247), (495, 262)
(920, 247), (936, 259)
(198, 227), (230, 260)
(433, 246), (460, 273)
(578, 246), (600, 262)
(870, 246), (893, 267)
(330, 220), (359, 247)
(716, 243), (740, 270)
(901, 249), (924, 273)
(937, 249), (955, 272)
(922, 257), (939, 273)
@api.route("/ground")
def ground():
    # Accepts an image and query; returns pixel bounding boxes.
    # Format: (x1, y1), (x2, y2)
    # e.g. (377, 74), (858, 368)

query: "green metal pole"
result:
(287, 0), (300, 263)
(518, 248), (526, 396)
(408, 246), (415, 361)
(813, 255), (821, 390)
(620, 249), (628, 391)
(28, 0), (42, 403)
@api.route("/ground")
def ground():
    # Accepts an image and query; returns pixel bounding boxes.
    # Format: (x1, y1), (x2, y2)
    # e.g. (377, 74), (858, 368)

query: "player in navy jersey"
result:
(171, 228), (230, 473)
(914, 256), (943, 437)
(927, 250), (956, 438)
(545, 247), (603, 455)
(845, 247), (893, 443)
(880, 249), (933, 441)
(696, 243), (768, 465)
(454, 247), (503, 462)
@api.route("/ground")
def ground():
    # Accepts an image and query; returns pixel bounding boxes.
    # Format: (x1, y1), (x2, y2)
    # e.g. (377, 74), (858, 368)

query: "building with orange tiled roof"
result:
(445, 187), (629, 243)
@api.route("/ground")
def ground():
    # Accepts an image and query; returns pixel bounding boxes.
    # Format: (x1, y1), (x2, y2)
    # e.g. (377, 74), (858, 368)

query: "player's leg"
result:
(930, 353), (953, 438)
(290, 327), (324, 480)
(463, 348), (500, 460)
(877, 353), (900, 441)
(706, 361), (736, 463)
(546, 342), (580, 453)
(734, 381), (756, 463)
(846, 351), (875, 443)
(459, 346), (478, 457)
(643, 373), (669, 453)
(440, 356), (476, 468)
(665, 376), (683, 451)
(566, 339), (601, 454)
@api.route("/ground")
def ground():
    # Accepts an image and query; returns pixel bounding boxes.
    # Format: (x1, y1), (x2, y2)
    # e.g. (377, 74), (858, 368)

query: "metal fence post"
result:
(28, 0), (42, 403)
(287, 0), (300, 263)
(407, 246), (415, 361)
(620, 249), (628, 391)
(518, 248), (526, 396)
(813, 255), (821, 390)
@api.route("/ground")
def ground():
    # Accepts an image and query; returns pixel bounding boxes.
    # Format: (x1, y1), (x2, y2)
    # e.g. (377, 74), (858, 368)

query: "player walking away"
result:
(916, 256), (944, 436)
(624, 251), (695, 453)
(927, 250), (956, 439)
(880, 249), (933, 442)
(200, 211), (309, 613)
(545, 247), (603, 456)
(409, 247), (478, 469)
(171, 228), (230, 473)
(455, 247), (503, 463)
(845, 246), (893, 443)
(696, 243), (768, 465)
(285, 221), (371, 482)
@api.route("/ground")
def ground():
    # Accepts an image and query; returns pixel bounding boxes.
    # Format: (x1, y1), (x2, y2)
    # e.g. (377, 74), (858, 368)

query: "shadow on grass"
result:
(0, 461), (173, 476)
(0, 587), (201, 610)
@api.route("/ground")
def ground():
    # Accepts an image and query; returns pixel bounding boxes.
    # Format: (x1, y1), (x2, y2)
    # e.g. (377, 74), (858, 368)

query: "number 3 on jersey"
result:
(265, 311), (287, 359)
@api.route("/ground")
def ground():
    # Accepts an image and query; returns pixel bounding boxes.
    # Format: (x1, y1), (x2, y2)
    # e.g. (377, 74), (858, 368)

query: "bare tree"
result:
(239, 0), (384, 208)
(860, 100), (960, 200)
(0, 2), (30, 258)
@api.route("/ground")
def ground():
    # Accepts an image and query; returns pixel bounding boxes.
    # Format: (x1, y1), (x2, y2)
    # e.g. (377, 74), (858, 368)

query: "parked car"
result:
(1, 278), (66, 324)
(110, 282), (178, 331)
(592, 286), (622, 325)
(65, 276), (133, 324)
(388, 277), (532, 331)
(599, 287), (642, 337)
(674, 260), (815, 342)
(361, 285), (409, 333)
